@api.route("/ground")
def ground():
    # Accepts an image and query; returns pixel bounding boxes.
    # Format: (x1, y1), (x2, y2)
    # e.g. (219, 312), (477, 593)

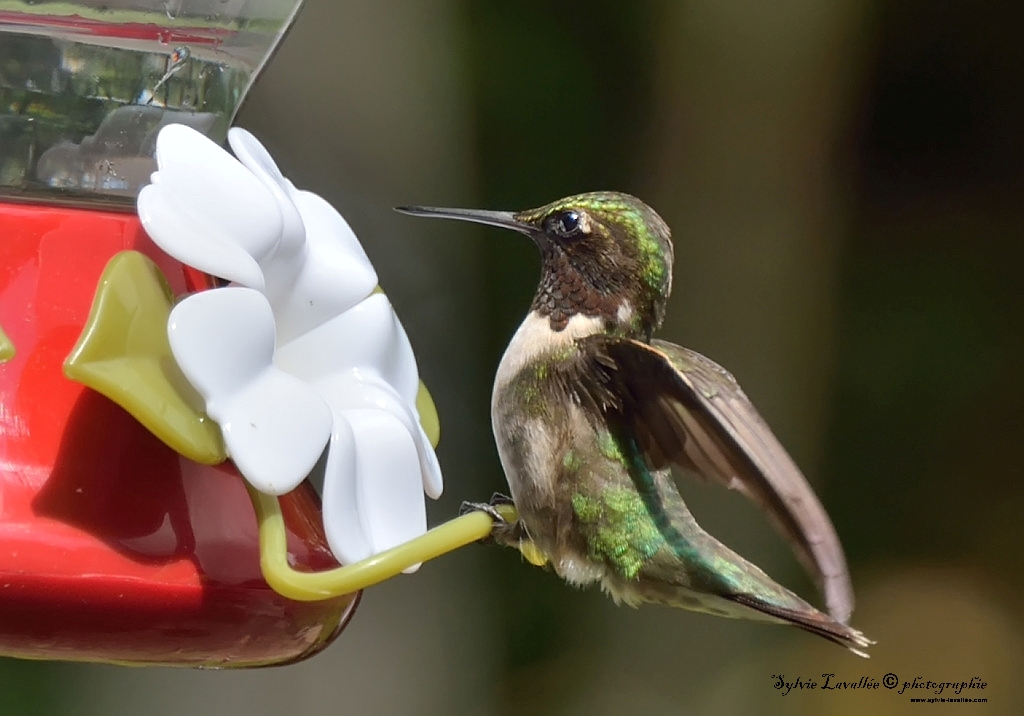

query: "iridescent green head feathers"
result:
(397, 191), (674, 339)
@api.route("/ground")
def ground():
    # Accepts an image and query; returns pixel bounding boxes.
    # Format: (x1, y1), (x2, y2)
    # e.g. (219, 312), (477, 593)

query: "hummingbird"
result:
(397, 192), (871, 656)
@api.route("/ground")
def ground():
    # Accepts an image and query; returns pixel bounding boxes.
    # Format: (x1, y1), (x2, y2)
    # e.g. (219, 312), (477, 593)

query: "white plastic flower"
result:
(137, 124), (443, 567)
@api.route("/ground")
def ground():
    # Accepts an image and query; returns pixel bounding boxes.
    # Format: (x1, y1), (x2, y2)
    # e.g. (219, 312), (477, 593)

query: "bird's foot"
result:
(459, 492), (514, 519)
(459, 493), (528, 549)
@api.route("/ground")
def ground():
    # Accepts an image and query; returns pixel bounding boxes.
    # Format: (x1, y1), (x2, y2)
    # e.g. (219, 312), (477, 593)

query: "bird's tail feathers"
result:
(726, 593), (874, 658)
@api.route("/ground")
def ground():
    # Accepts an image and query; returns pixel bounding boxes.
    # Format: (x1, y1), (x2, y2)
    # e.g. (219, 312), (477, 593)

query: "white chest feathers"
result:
(492, 311), (605, 396)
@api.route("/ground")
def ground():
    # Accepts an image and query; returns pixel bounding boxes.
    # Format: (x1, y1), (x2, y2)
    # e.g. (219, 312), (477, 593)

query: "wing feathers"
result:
(574, 335), (855, 624)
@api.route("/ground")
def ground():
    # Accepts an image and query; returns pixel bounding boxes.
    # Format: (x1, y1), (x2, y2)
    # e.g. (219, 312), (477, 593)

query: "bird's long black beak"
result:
(395, 205), (535, 236)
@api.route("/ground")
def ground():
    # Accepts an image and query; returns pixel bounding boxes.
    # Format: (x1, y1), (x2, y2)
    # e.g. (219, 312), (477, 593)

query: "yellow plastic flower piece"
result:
(250, 484), (515, 601)
(415, 380), (440, 447)
(64, 251), (226, 464)
(0, 323), (13, 362)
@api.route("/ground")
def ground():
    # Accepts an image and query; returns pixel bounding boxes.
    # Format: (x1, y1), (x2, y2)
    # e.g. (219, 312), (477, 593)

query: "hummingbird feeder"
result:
(0, 0), (498, 668)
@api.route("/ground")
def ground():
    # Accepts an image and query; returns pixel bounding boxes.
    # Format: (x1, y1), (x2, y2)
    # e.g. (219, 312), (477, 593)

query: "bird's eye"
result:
(549, 210), (583, 238)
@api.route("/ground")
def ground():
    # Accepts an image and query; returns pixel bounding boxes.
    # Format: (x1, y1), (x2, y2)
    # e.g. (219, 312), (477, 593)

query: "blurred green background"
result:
(3, 0), (1023, 714)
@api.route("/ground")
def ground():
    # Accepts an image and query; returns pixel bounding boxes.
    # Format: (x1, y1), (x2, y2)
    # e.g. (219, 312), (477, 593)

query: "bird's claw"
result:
(459, 493), (525, 547)
(459, 500), (507, 524)
(459, 492), (514, 520)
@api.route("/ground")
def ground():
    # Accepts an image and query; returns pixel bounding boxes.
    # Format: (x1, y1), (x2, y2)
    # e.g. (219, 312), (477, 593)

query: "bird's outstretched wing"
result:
(573, 334), (854, 624)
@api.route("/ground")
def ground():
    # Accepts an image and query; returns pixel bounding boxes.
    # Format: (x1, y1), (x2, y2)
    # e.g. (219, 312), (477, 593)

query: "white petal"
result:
(415, 423), (444, 499)
(292, 188), (374, 272)
(264, 191), (378, 344)
(138, 125), (284, 288)
(168, 288), (332, 494)
(217, 375), (332, 495)
(168, 288), (272, 398)
(309, 373), (444, 506)
(153, 126), (283, 264)
(346, 409), (427, 563)
(228, 128), (377, 342)
(320, 413), (373, 564)
(227, 127), (287, 186)
(275, 293), (417, 403)
(378, 297), (421, 406)
(138, 185), (265, 290)
(311, 371), (402, 414)
(228, 127), (307, 261)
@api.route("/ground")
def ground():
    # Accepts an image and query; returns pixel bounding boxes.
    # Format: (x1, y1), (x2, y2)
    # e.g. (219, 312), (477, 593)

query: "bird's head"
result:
(398, 191), (673, 339)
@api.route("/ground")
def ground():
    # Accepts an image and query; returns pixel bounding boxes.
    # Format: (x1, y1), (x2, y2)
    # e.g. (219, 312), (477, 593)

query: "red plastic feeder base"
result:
(0, 201), (356, 667)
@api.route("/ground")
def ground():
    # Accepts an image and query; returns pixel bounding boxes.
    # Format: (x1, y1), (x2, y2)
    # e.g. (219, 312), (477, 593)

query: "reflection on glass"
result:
(0, 0), (304, 206)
